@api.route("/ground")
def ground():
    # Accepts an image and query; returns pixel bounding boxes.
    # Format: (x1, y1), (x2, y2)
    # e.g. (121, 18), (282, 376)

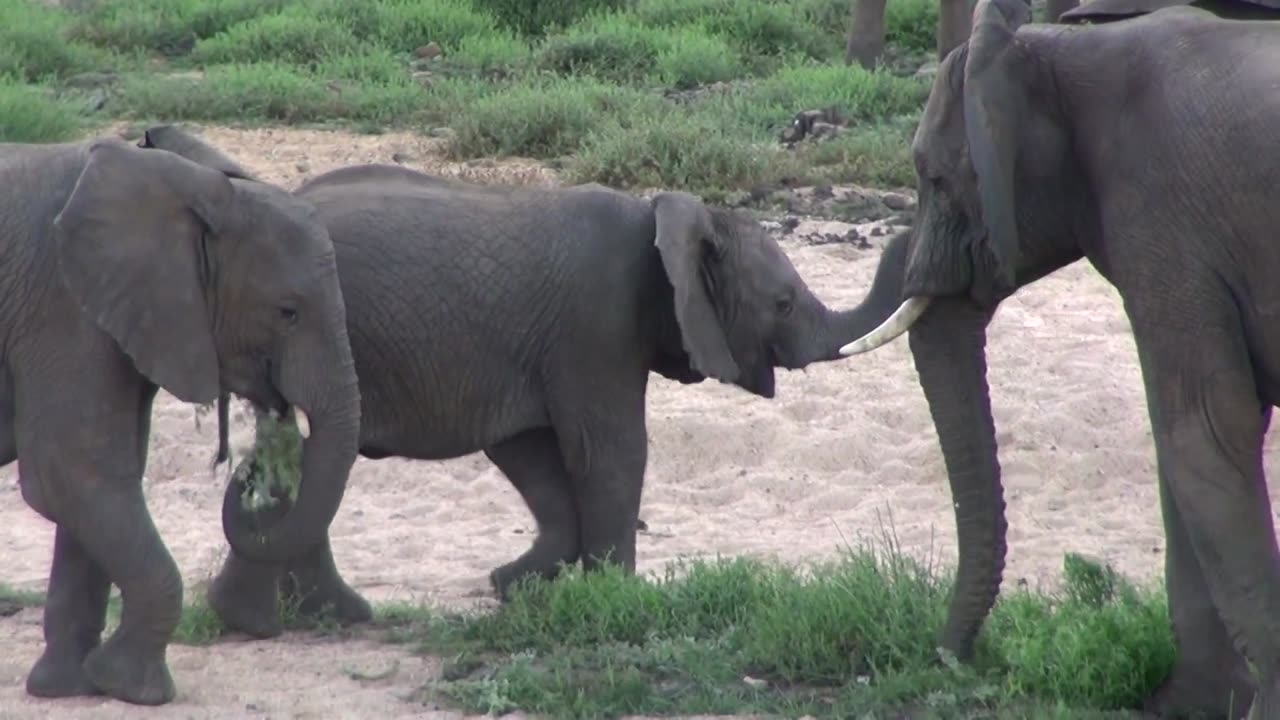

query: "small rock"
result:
(780, 216), (800, 235)
(812, 184), (834, 200)
(411, 71), (433, 87)
(295, 162), (310, 174)
(881, 191), (915, 211)
(415, 42), (442, 59)
(428, 126), (454, 138)
(391, 151), (412, 164)
(743, 675), (768, 689)
(636, 518), (648, 531)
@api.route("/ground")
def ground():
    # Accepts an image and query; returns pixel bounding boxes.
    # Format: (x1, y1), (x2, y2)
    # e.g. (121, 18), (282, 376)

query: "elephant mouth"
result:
(742, 347), (777, 399)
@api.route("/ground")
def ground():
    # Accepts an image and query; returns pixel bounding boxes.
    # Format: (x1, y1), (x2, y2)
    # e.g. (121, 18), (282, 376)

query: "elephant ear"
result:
(138, 124), (259, 181)
(53, 141), (230, 404)
(963, 0), (1032, 292)
(652, 191), (740, 383)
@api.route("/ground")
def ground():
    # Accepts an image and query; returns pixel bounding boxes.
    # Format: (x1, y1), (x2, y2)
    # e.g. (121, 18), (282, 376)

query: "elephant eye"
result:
(775, 296), (793, 316)
(279, 306), (298, 324)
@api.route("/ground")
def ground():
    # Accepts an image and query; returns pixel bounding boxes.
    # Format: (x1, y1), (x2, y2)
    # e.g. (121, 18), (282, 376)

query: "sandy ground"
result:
(1, 123), (1275, 718)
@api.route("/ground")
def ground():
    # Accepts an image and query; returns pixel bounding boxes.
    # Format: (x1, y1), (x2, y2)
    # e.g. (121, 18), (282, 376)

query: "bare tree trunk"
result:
(937, 0), (973, 62)
(845, 0), (888, 70)
(1044, 0), (1080, 21)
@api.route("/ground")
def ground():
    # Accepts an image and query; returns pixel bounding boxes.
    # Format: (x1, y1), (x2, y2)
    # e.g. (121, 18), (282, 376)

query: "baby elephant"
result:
(139, 126), (908, 638)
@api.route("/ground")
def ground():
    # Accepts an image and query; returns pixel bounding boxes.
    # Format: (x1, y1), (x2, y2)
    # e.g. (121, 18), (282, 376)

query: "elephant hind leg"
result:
(1132, 318), (1279, 719)
(25, 526), (110, 699)
(485, 427), (582, 599)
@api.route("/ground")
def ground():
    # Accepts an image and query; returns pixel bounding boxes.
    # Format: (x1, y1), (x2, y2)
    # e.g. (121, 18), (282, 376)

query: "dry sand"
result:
(1, 124), (1277, 718)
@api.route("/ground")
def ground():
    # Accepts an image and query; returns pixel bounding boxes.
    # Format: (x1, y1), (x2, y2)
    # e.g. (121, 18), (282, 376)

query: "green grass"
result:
(0, 77), (86, 142)
(0, 0), (939, 198)
(0, 540), (1181, 718)
(375, 543), (1176, 719)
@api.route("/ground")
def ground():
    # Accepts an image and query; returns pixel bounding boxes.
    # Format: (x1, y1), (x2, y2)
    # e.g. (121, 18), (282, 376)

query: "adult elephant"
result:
(840, 2), (1280, 718)
(843, 0), (1280, 71)
(137, 125), (912, 640)
(0, 131), (361, 705)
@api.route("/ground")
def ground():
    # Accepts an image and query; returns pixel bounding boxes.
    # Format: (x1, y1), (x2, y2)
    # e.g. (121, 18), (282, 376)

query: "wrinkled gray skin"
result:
(138, 126), (911, 640)
(1060, 0), (1280, 21)
(0, 133), (360, 706)
(840, 3), (1280, 718)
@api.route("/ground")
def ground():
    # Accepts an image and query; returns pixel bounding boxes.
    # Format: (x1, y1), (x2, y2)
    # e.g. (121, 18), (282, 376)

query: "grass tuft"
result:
(376, 539), (1177, 719)
(0, 77), (85, 142)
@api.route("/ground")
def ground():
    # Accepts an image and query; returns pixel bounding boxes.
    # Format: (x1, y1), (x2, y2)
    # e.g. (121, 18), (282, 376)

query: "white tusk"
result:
(294, 408), (312, 440)
(839, 296), (932, 356)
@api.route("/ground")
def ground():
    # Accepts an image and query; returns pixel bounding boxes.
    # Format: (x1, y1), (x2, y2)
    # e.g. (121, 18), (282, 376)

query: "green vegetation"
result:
(0, 0), (937, 196)
(378, 544), (1174, 718)
(1, 542), (1181, 718)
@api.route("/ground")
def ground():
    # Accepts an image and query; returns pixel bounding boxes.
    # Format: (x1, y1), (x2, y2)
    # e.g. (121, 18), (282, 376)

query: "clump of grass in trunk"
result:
(233, 409), (304, 513)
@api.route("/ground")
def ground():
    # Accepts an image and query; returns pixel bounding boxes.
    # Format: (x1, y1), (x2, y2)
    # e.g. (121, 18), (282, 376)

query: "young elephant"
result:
(0, 134), (361, 705)
(138, 126), (910, 639)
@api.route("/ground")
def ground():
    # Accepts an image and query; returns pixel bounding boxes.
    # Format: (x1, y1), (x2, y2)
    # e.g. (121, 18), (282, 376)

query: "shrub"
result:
(68, 0), (291, 56)
(189, 8), (362, 66)
(450, 31), (531, 74)
(885, 0), (939, 55)
(312, 0), (503, 54)
(0, 0), (106, 82)
(569, 113), (776, 197)
(114, 61), (428, 126)
(655, 26), (742, 90)
(707, 62), (929, 137)
(447, 77), (661, 160)
(535, 15), (668, 84)
(699, 1), (836, 61)
(472, 0), (629, 37)
(627, 0), (738, 28)
(0, 78), (82, 142)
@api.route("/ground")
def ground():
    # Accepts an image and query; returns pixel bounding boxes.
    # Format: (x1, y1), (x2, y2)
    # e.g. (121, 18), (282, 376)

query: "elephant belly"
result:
(356, 376), (550, 462)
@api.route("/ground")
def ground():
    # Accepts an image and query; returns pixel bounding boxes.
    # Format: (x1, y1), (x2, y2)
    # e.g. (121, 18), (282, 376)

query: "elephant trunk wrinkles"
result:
(222, 314), (361, 565)
(804, 229), (912, 365)
(908, 300), (1005, 662)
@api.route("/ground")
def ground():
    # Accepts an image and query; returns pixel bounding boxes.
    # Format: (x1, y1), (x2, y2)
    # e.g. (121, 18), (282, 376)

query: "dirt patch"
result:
(3, 125), (1278, 717)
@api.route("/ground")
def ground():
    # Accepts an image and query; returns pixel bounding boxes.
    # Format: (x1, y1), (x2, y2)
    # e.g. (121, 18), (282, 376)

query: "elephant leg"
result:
(484, 427), (581, 599)
(279, 538), (371, 626)
(1144, 469), (1255, 719)
(1132, 319), (1280, 720)
(19, 371), (179, 705)
(207, 550), (285, 639)
(25, 527), (110, 699)
(553, 389), (647, 576)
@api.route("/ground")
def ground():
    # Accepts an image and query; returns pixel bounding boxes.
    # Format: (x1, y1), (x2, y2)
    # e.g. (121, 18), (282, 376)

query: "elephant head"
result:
(651, 190), (912, 399)
(54, 129), (361, 566)
(836, 0), (1094, 660)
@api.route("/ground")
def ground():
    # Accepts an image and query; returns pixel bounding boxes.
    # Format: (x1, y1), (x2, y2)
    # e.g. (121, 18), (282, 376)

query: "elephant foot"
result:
(489, 555), (567, 602)
(25, 647), (102, 699)
(282, 572), (372, 627)
(82, 636), (175, 706)
(1143, 663), (1255, 720)
(208, 554), (284, 639)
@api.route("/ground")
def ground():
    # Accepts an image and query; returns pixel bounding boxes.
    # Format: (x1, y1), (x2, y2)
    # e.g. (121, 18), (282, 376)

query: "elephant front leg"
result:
(25, 527), (110, 699)
(208, 550), (286, 639)
(484, 428), (582, 599)
(1132, 320), (1280, 720)
(279, 538), (371, 627)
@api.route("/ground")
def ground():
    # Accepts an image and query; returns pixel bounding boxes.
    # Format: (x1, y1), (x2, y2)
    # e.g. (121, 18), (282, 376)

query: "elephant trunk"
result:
(908, 299), (1006, 661)
(221, 309), (361, 565)
(797, 229), (913, 366)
